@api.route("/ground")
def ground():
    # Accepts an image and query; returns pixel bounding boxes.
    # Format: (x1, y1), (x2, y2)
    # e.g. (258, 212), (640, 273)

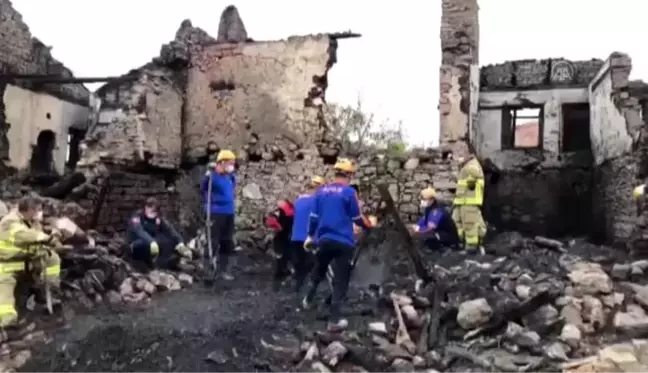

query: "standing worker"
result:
(452, 145), (487, 252)
(631, 183), (648, 258)
(0, 197), (61, 328)
(302, 159), (374, 332)
(289, 176), (324, 294)
(127, 197), (192, 271)
(201, 149), (237, 281)
(411, 187), (460, 250)
(266, 198), (295, 291)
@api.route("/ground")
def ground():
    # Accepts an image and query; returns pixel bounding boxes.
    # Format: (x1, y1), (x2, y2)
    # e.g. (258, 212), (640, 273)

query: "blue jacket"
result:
(291, 193), (315, 242)
(308, 182), (370, 247)
(201, 171), (236, 215)
(417, 204), (459, 243)
(127, 210), (183, 245)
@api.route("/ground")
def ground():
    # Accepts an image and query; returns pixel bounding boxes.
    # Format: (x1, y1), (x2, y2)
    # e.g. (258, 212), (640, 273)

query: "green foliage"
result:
(323, 96), (407, 153)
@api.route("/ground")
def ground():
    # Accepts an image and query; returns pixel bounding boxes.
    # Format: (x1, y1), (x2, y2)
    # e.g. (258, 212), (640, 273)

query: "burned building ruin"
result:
(439, 0), (648, 250)
(0, 0), (645, 253)
(0, 0), (91, 176)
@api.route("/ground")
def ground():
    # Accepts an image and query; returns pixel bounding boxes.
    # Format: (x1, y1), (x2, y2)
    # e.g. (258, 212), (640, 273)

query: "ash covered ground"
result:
(16, 230), (648, 372)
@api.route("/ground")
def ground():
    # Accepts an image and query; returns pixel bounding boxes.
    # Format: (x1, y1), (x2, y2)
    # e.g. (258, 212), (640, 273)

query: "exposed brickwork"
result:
(79, 170), (181, 234)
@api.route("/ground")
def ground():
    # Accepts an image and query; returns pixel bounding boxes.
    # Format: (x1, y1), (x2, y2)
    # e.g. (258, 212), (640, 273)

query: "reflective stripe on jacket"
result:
(0, 210), (48, 273)
(453, 158), (485, 206)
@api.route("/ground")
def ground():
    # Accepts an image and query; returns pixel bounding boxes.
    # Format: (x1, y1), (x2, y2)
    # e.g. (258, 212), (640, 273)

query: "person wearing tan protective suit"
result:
(0, 197), (62, 327)
(452, 145), (487, 252)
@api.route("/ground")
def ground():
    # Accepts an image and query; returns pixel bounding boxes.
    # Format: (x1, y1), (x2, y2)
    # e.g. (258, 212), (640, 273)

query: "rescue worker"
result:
(266, 198), (295, 291)
(303, 159), (374, 332)
(452, 145), (487, 252)
(0, 196), (61, 327)
(127, 197), (191, 271)
(411, 187), (460, 250)
(631, 183), (648, 258)
(289, 176), (324, 293)
(201, 149), (237, 281)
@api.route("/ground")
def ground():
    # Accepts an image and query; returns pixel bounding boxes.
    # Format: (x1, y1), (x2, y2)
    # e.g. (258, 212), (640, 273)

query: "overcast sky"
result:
(11, 0), (648, 146)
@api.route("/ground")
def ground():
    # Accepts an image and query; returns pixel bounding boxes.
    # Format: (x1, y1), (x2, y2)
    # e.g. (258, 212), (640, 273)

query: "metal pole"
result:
(205, 170), (215, 274)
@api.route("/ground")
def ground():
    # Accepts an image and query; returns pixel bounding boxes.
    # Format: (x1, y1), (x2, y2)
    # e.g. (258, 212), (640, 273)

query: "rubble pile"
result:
(271, 232), (648, 372)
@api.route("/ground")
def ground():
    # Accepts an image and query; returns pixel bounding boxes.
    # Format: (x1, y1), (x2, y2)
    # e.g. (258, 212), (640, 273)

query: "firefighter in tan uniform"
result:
(0, 197), (61, 327)
(452, 149), (487, 251)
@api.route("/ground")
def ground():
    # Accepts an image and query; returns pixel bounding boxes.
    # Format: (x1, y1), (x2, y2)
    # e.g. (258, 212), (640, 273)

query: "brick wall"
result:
(79, 170), (182, 235)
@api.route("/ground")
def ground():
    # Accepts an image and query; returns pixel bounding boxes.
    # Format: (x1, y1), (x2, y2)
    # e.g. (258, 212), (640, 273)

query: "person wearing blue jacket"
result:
(127, 197), (192, 271)
(302, 159), (374, 332)
(288, 175), (324, 293)
(201, 149), (237, 281)
(411, 187), (460, 250)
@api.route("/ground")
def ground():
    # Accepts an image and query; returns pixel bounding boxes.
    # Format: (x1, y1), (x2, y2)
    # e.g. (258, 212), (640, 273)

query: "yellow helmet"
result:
(633, 184), (646, 200)
(216, 149), (236, 162)
(311, 176), (324, 186)
(334, 158), (356, 173)
(420, 187), (437, 199)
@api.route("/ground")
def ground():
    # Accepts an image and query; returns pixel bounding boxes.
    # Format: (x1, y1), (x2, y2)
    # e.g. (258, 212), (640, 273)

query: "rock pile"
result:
(268, 231), (648, 372)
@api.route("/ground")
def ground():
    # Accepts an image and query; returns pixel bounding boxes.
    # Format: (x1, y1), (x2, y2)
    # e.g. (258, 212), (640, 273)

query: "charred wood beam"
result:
(328, 31), (362, 39)
(90, 177), (112, 230)
(0, 74), (138, 85)
(40, 172), (86, 199)
(463, 290), (554, 341)
(376, 184), (433, 283)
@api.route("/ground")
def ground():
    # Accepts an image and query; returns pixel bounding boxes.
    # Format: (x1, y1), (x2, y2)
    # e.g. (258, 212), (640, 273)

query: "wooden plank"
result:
(376, 183), (432, 283)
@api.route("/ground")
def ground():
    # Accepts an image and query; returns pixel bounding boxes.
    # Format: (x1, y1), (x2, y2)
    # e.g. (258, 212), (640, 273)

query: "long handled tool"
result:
(205, 169), (216, 277)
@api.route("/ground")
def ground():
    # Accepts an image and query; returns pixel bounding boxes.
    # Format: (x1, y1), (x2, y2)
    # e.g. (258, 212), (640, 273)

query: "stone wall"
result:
(183, 35), (336, 161)
(439, 0), (479, 156)
(89, 20), (215, 170)
(232, 149), (458, 238)
(0, 0), (90, 164)
(588, 53), (648, 247)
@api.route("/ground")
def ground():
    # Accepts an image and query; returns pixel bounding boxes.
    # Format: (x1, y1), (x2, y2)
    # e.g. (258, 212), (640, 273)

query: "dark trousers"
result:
(131, 235), (180, 270)
(424, 231), (459, 251)
(273, 238), (313, 292)
(305, 240), (354, 321)
(206, 213), (235, 273)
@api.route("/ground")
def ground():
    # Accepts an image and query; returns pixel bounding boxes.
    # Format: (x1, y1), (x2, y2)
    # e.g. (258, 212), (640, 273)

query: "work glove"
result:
(175, 243), (192, 259)
(149, 241), (160, 256)
(368, 215), (378, 227)
(303, 236), (315, 252)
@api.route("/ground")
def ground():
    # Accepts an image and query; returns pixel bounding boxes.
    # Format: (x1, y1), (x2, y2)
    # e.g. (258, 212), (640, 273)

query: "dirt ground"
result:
(19, 248), (381, 372)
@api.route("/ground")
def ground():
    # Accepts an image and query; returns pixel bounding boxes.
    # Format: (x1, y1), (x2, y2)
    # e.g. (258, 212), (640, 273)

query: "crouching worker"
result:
(0, 196), (61, 327)
(265, 198), (295, 291)
(411, 187), (460, 250)
(303, 159), (374, 332)
(127, 198), (191, 271)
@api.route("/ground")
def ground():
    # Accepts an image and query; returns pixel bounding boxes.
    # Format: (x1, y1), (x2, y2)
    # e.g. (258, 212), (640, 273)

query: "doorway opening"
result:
(30, 130), (56, 174)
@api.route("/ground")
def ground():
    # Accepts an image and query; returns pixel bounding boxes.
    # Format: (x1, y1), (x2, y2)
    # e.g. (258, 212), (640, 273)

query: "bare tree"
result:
(323, 97), (406, 154)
